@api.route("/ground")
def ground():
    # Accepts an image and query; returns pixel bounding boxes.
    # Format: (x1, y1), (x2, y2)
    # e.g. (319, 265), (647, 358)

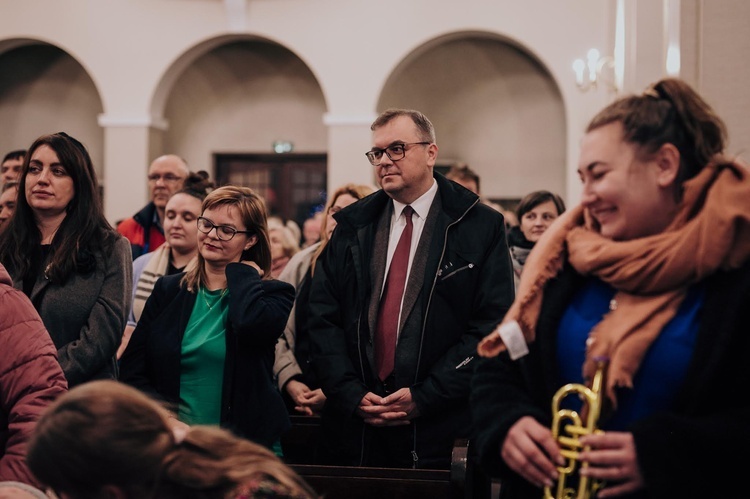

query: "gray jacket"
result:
(12, 235), (132, 386)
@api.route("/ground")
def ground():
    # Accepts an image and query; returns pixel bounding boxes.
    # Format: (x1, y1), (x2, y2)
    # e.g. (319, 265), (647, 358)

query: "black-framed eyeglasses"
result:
(197, 217), (253, 241)
(365, 142), (431, 166)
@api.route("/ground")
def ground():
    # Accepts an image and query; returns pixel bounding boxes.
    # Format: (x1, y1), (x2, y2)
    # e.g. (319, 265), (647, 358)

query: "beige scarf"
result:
(478, 159), (750, 404)
(132, 244), (172, 323)
(131, 245), (197, 322)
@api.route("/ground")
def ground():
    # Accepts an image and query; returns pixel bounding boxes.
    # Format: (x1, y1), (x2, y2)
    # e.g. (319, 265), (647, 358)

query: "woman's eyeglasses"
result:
(197, 217), (253, 241)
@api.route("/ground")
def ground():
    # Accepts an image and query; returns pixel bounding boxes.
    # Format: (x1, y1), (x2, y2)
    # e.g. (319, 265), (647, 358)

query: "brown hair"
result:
(27, 380), (317, 499)
(310, 183), (375, 277)
(371, 108), (436, 143)
(515, 190), (566, 221)
(1, 180), (19, 193)
(178, 170), (215, 202)
(182, 185), (271, 291)
(587, 78), (727, 194)
(445, 162), (481, 193)
(2, 149), (26, 164)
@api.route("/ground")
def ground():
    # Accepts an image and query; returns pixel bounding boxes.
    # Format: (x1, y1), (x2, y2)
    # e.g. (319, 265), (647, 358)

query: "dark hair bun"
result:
(181, 170), (215, 200)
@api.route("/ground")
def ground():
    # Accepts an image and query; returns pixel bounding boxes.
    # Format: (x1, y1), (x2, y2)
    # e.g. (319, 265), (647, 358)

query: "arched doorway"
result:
(378, 32), (566, 208)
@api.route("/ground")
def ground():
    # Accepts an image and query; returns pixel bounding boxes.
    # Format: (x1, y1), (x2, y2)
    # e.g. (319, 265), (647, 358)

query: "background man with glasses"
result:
(117, 154), (189, 259)
(309, 108), (514, 469)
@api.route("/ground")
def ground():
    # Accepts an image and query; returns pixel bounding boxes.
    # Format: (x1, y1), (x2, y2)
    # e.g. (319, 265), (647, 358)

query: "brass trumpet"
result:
(543, 358), (608, 499)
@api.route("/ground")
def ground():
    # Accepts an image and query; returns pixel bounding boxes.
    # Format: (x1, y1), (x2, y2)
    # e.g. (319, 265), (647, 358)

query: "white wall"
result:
(1, 0), (747, 222)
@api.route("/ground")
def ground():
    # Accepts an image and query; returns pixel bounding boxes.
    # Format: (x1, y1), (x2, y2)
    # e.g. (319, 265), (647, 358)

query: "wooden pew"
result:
(291, 462), (459, 499)
(281, 415), (491, 499)
(280, 414), (323, 464)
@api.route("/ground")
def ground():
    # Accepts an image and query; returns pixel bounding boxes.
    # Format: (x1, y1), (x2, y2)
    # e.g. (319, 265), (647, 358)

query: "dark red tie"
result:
(375, 205), (414, 381)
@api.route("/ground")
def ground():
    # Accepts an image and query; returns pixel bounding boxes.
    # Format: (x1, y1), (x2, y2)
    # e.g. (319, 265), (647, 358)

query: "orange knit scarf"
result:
(478, 159), (750, 404)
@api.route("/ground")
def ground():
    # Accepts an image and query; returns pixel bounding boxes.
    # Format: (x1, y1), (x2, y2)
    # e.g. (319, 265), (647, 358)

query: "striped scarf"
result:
(132, 244), (172, 323)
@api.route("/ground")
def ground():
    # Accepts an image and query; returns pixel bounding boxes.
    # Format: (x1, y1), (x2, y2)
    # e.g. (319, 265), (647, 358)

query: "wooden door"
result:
(214, 153), (327, 228)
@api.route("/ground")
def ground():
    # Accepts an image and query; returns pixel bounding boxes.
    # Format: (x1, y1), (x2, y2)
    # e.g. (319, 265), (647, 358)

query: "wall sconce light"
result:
(272, 140), (294, 153)
(572, 48), (618, 93)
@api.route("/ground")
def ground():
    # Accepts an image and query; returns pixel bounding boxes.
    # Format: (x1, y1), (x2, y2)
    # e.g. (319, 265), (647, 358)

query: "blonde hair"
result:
(182, 185), (272, 291)
(268, 217), (301, 259)
(310, 183), (376, 276)
(27, 380), (317, 499)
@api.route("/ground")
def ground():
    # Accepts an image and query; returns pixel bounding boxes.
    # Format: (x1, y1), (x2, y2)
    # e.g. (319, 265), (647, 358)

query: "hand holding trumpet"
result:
(501, 415), (563, 490)
(577, 431), (644, 498)
(501, 417), (645, 497)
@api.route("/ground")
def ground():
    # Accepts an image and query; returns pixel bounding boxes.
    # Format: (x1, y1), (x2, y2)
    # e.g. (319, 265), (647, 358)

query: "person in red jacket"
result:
(0, 262), (68, 487)
(117, 154), (189, 259)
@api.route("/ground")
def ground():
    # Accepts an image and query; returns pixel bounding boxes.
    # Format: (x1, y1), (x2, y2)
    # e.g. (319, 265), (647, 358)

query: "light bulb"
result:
(573, 59), (585, 86)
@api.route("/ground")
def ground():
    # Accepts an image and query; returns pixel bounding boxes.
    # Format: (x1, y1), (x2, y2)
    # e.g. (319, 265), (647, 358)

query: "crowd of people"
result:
(0, 77), (747, 499)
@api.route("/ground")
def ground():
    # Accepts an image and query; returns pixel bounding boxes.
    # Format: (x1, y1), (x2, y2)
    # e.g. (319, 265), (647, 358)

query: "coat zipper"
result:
(412, 197), (478, 467)
(351, 234), (369, 467)
(439, 263), (474, 280)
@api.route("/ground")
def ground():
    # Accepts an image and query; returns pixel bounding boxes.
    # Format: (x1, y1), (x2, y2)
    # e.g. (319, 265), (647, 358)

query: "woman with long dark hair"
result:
(0, 132), (131, 387)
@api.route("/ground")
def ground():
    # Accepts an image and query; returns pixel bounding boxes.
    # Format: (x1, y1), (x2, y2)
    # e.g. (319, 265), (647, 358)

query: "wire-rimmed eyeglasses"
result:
(147, 173), (185, 184)
(365, 142), (431, 166)
(197, 217), (253, 241)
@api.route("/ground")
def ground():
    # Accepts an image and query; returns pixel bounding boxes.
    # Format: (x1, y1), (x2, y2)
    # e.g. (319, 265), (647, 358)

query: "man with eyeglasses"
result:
(117, 154), (189, 259)
(309, 108), (514, 470)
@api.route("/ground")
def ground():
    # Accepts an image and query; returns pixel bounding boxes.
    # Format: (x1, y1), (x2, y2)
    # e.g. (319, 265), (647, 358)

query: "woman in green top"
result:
(120, 185), (295, 449)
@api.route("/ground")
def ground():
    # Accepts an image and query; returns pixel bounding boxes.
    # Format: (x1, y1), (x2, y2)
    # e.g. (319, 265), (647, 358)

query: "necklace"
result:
(200, 286), (228, 310)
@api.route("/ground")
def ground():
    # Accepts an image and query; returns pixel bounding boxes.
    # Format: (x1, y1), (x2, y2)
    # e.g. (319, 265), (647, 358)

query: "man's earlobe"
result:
(427, 143), (439, 166)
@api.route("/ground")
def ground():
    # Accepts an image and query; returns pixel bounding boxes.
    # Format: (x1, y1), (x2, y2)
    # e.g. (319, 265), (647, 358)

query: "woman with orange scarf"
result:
(471, 78), (750, 499)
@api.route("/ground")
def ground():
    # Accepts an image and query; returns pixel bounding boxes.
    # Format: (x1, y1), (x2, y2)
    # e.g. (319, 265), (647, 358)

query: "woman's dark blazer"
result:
(120, 262), (295, 448)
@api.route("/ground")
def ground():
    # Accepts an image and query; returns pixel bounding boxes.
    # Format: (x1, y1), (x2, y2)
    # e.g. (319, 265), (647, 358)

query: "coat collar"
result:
(133, 201), (159, 227)
(335, 172), (479, 232)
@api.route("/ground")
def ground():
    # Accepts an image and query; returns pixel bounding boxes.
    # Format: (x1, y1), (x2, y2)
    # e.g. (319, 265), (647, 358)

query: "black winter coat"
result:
(309, 173), (515, 468)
